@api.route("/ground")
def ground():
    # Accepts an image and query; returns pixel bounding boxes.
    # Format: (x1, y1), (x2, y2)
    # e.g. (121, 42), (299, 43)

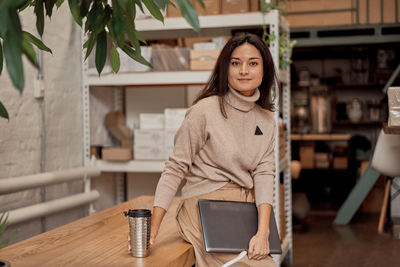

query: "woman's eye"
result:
(249, 61), (258, 66)
(231, 61), (240, 66)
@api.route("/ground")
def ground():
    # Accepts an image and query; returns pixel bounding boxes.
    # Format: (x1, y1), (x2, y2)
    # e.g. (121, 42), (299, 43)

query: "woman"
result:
(152, 33), (277, 266)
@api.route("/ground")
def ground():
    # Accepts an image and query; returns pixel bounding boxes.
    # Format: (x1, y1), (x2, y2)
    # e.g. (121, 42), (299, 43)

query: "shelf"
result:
(135, 11), (281, 32)
(89, 69), (289, 87)
(97, 157), (290, 173)
(88, 71), (212, 86)
(332, 120), (382, 126)
(291, 133), (352, 141)
(96, 160), (165, 173)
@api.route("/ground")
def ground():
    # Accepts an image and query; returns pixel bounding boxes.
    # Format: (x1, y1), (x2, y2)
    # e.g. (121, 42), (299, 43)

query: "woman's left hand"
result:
(248, 233), (270, 260)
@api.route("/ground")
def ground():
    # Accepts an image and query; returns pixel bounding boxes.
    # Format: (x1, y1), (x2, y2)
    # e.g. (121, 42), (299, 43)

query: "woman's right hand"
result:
(149, 206), (167, 247)
(127, 206), (166, 253)
(149, 223), (159, 247)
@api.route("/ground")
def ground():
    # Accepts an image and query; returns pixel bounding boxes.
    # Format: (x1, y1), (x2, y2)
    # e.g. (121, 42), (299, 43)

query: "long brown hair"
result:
(193, 33), (277, 117)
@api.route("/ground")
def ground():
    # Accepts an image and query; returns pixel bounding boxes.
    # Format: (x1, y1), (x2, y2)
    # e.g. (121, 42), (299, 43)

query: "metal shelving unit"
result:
(82, 9), (292, 266)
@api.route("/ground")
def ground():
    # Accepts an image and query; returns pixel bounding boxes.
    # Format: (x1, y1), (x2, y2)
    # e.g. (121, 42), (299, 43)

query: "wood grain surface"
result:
(0, 196), (195, 267)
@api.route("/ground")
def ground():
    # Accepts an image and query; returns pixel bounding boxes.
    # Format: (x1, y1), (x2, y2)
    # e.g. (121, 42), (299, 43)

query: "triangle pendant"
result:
(255, 126), (263, 135)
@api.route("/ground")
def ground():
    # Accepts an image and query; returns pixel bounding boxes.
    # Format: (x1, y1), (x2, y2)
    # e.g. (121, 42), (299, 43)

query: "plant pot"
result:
(0, 260), (10, 267)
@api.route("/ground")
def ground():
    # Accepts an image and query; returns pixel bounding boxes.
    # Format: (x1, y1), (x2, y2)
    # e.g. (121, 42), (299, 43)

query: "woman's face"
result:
(228, 43), (263, 96)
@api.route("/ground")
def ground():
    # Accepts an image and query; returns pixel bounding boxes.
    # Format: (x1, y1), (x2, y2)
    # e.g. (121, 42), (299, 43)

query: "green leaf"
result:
(0, 100), (9, 120)
(56, 0), (65, 8)
(0, 40), (3, 75)
(68, 0), (82, 26)
(95, 30), (107, 75)
(142, 0), (164, 23)
(175, 0), (199, 32)
(1, 0), (26, 9)
(23, 31), (52, 53)
(261, 3), (271, 13)
(84, 33), (96, 59)
(121, 44), (151, 68)
(0, 9), (9, 37)
(80, 0), (91, 17)
(125, 0), (140, 50)
(4, 9), (24, 91)
(110, 46), (120, 73)
(0, 213), (8, 235)
(134, 0), (145, 14)
(22, 35), (38, 67)
(167, 0), (176, 8)
(111, 0), (126, 40)
(18, 0), (33, 12)
(196, 0), (205, 9)
(154, 0), (167, 10)
(44, 0), (55, 17)
(87, 1), (106, 35)
(34, 0), (45, 36)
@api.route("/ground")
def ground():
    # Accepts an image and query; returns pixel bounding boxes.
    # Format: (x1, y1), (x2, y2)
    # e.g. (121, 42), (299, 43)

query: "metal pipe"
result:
(0, 166), (101, 195)
(7, 190), (100, 225)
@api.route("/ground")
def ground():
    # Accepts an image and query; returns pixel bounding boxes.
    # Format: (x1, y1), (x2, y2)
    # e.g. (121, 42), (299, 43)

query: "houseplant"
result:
(0, 0), (203, 120)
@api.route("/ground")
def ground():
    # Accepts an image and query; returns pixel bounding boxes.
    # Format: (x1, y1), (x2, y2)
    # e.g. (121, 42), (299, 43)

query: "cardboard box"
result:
(134, 146), (166, 160)
(332, 156), (348, 169)
(134, 129), (165, 146)
(167, 2), (181, 17)
(221, 0), (249, 14)
(102, 147), (132, 161)
(249, 0), (260, 12)
(193, 0), (220, 15)
(299, 144), (314, 169)
(190, 49), (221, 70)
(164, 108), (187, 130)
(139, 113), (165, 129)
(184, 36), (230, 49)
(315, 152), (329, 168)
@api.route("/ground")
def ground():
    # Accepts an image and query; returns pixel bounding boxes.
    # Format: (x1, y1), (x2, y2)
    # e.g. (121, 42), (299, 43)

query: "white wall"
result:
(0, 5), (86, 243)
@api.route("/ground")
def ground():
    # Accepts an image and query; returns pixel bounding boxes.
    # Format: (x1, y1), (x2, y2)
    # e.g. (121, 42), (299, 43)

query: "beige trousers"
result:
(176, 182), (276, 267)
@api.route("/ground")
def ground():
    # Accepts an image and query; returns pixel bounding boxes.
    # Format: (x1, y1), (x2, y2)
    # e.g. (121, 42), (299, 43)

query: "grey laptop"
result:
(198, 199), (282, 254)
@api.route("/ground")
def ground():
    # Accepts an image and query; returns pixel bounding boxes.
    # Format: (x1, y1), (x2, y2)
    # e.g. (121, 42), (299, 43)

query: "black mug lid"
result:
(124, 209), (151, 218)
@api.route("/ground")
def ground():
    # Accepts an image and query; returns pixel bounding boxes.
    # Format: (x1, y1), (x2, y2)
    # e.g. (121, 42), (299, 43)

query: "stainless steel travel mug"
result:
(124, 209), (152, 257)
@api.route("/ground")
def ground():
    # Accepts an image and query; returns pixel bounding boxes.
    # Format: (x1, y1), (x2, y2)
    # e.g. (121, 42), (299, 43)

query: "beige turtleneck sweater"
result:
(153, 87), (276, 211)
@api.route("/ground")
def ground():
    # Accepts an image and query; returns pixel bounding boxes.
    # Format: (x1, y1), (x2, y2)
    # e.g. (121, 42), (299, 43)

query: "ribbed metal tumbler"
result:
(124, 209), (152, 257)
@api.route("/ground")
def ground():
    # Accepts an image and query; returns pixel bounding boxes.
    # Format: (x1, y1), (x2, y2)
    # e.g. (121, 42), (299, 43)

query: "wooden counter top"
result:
(0, 196), (194, 267)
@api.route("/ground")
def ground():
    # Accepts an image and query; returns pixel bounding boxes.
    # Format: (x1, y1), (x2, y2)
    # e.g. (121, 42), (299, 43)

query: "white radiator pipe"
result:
(0, 166), (101, 195)
(7, 190), (100, 225)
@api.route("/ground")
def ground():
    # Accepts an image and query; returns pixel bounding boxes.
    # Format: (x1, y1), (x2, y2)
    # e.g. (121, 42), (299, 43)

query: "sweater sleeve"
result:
(251, 123), (276, 207)
(153, 106), (207, 210)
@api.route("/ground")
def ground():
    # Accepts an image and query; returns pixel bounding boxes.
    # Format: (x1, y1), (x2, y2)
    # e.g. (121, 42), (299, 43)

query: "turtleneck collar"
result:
(224, 86), (260, 112)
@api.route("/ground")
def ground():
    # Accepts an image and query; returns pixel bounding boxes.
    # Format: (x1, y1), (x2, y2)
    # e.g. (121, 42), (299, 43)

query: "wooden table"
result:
(0, 196), (195, 267)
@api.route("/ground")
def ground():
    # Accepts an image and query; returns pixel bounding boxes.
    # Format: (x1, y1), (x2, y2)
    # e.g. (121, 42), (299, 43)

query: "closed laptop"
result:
(198, 199), (282, 254)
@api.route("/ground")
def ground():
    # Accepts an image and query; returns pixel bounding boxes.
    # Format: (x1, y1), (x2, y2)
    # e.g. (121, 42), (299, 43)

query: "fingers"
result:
(127, 233), (132, 254)
(247, 236), (270, 261)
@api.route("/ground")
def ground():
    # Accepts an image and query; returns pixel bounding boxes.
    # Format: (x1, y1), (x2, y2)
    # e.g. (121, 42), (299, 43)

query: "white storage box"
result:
(164, 146), (174, 159)
(164, 108), (187, 130)
(134, 129), (165, 147)
(164, 130), (177, 148)
(134, 146), (165, 160)
(139, 113), (165, 129)
(118, 46), (152, 72)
